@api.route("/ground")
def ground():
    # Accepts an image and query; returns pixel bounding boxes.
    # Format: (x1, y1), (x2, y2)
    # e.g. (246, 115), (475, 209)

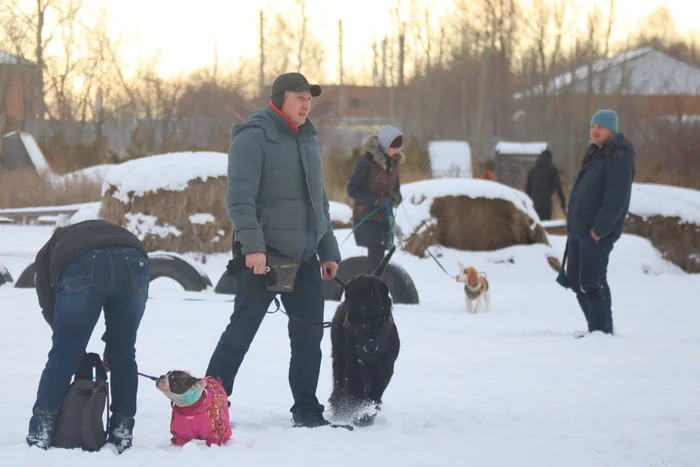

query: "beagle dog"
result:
(456, 262), (490, 314)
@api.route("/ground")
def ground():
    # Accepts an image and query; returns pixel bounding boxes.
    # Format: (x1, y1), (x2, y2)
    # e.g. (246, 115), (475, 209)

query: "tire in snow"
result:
(147, 252), (212, 292)
(322, 255), (420, 305)
(0, 261), (13, 287)
(214, 270), (236, 295)
(15, 262), (36, 288)
(14, 252), (213, 292)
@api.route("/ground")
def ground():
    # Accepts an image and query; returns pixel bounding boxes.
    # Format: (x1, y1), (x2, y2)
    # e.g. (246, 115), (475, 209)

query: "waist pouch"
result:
(264, 249), (299, 293)
(226, 241), (299, 293)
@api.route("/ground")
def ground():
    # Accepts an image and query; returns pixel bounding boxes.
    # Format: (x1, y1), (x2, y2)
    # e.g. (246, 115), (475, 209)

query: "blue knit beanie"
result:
(591, 109), (618, 133)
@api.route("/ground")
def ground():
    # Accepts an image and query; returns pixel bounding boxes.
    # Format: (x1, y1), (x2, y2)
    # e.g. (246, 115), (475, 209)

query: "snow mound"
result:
(396, 178), (541, 230)
(58, 164), (115, 184)
(102, 152), (228, 203)
(428, 140), (472, 178)
(329, 202), (352, 224)
(125, 213), (182, 240)
(629, 183), (700, 224)
(495, 141), (547, 155)
(67, 202), (102, 225)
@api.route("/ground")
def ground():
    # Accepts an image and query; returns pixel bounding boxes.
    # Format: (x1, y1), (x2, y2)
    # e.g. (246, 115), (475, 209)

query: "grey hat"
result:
(377, 125), (403, 152)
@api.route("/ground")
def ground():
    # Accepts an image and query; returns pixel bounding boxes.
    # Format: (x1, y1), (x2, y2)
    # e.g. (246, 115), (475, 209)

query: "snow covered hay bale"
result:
(624, 183), (700, 273)
(397, 179), (554, 268)
(100, 152), (232, 254)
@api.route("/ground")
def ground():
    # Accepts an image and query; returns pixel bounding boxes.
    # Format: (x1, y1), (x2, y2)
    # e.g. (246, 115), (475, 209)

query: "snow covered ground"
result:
(0, 222), (698, 466)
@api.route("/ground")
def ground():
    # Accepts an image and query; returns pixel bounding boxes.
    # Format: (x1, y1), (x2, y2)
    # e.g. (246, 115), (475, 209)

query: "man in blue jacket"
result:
(566, 109), (635, 336)
(205, 72), (341, 428)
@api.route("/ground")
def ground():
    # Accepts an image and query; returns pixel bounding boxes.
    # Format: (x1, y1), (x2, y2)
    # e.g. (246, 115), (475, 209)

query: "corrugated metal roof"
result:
(515, 48), (700, 98)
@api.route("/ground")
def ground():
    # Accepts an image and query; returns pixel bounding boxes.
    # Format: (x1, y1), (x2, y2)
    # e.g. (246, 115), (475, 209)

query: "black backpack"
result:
(51, 352), (109, 451)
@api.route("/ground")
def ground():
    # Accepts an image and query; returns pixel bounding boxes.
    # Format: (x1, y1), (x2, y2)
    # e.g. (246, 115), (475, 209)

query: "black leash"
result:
(266, 296), (331, 328)
(138, 372), (159, 381)
(398, 203), (457, 280)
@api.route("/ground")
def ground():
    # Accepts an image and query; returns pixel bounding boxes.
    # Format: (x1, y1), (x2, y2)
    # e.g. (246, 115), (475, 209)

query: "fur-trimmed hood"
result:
(361, 135), (405, 171)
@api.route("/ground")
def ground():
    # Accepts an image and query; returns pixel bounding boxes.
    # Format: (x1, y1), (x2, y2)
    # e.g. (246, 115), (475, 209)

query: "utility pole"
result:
(338, 19), (344, 119)
(381, 37), (387, 87)
(259, 10), (265, 106)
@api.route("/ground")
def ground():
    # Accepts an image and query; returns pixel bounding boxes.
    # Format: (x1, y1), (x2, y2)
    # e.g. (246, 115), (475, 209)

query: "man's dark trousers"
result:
(566, 234), (616, 334)
(206, 256), (325, 415)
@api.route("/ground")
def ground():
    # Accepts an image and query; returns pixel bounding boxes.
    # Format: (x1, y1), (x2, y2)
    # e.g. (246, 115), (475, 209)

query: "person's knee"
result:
(290, 324), (323, 348)
(106, 342), (136, 363)
(581, 282), (607, 300)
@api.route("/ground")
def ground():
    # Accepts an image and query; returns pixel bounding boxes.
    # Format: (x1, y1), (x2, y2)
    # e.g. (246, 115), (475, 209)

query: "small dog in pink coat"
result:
(155, 370), (232, 447)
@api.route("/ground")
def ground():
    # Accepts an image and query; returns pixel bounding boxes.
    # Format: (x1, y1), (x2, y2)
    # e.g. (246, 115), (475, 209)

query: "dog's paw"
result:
(352, 412), (377, 427)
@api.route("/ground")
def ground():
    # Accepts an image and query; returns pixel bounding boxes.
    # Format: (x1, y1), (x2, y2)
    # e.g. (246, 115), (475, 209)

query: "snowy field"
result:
(0, 222), (698, 467)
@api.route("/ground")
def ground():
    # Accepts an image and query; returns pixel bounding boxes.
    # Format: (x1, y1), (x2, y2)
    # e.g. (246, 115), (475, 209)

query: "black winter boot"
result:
(107, 414), (134, 454)
(26, 407), (58, 450)
(292, 410), (331, 428)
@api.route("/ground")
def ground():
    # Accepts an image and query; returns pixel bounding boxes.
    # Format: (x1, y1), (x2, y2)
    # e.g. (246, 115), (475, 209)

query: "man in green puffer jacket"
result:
(206, 72), (341, 428)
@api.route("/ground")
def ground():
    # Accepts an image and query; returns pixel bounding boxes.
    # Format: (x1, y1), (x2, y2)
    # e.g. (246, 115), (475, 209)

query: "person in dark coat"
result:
(525, 149), (567, 221)
(27, 220), (149, 453)
(566, 109), (635, 336)
(347, 125), (405, 272)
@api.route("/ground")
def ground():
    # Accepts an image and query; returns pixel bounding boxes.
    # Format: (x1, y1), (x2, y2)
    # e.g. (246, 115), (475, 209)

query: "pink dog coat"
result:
(169, 376), (232, 446)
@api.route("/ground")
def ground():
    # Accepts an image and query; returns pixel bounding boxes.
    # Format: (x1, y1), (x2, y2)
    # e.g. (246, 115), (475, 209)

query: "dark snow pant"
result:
(534, 201), (553, 221)
(31, 247), (148, 418)
(206, 256), (325, 415)
(566, 234), (615, 333)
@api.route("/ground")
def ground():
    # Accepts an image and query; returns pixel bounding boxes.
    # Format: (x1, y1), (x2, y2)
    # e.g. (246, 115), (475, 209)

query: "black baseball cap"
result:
(271, 72), (322, 98)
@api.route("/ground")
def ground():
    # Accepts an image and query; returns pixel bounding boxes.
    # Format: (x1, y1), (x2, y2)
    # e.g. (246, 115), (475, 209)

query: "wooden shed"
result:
(0, 131), (49, 173)
(494, 141), (548, 191)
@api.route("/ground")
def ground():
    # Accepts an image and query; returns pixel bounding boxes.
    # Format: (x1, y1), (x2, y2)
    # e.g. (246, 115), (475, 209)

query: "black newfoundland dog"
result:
(329, 246), (401, 427)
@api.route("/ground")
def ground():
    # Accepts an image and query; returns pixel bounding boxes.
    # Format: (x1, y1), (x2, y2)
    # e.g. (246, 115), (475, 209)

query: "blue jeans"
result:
(566, 234), (615, 333)
(206, 256), (325, 415)
(32, 247), (149, 418)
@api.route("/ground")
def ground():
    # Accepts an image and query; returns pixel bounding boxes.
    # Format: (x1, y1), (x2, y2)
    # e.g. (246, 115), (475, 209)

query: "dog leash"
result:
(339, 207), (381, 246)
(399, 203), (457, 280)
(266, 296), (331, 328)
(138, 372), (159, 381)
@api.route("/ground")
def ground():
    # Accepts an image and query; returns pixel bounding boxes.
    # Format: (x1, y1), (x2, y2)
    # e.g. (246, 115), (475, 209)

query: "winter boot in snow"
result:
(292, 410), (331, 428)
(107, 414), (134, 454)
(26, 407), (58, 449)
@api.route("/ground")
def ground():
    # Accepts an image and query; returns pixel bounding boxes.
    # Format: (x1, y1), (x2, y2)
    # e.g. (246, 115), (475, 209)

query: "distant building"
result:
(0, 131), (50, 173)
(0, 51), (39, 125)
(511, 47), (700, 181)
(513, 47), (700, 121)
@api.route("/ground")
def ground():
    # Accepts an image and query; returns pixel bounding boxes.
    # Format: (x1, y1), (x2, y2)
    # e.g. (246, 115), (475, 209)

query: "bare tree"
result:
(1, 0), (85, 119)
(262, 0), (326, 84)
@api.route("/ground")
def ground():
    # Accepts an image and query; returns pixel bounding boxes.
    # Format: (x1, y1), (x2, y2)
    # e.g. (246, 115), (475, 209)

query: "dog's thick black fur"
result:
(329, 247), (400, 427)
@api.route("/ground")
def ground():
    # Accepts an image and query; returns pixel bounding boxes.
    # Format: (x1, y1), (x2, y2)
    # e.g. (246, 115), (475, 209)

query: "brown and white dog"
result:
(456, 262), (490, 314)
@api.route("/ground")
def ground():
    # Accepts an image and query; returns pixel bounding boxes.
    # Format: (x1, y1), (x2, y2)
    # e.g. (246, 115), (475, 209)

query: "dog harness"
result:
(344, 314), (395, 362)
(464, 282), (482, 300)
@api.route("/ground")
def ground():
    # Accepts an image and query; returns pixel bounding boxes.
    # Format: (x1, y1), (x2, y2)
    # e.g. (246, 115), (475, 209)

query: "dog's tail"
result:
(373, 245), (397, 278)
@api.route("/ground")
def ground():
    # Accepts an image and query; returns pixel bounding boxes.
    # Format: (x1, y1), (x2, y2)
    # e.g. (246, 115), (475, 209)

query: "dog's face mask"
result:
(156, 370), (207, 407)
(344, 275), (392, 332)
